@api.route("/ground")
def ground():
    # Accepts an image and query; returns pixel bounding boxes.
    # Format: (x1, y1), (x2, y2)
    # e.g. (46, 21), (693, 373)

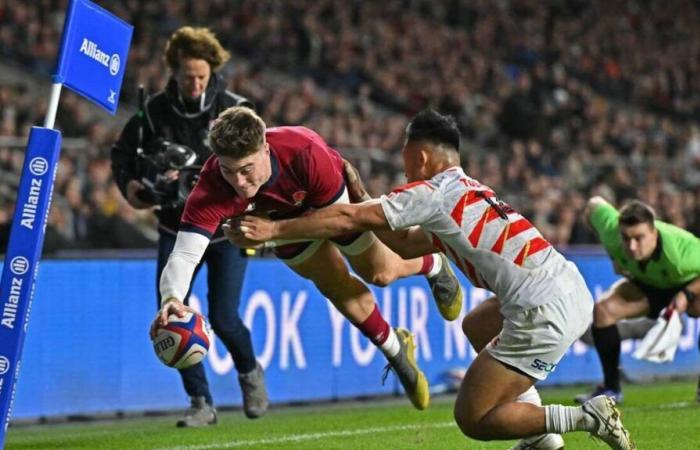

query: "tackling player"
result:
(574, 197), (700, 404)
(152, 106), (465, 411)
(236, 109), (635, 450)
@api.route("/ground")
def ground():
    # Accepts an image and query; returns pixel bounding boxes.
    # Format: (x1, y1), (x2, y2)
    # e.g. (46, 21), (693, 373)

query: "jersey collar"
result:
(257, 147), (280, 193)
(638, 231), (663, 271)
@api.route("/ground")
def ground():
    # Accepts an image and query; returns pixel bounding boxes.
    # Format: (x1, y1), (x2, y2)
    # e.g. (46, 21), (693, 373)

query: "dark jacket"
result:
(111, 74), (253, 236)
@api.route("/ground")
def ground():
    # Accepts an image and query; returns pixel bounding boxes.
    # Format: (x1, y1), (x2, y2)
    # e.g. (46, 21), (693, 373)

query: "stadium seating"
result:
(0, 0), (698, 252)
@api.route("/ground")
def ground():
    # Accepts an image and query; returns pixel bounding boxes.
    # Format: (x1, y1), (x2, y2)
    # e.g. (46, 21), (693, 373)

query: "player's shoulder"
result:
(200, 154), (219, 173)
(196, 155), (227, 190)
(657, 220), (700, 246)
(266, 126), (322, 145)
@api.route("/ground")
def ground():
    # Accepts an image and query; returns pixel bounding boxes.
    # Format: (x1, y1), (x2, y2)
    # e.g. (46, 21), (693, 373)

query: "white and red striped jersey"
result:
(380, 166), (574, 310)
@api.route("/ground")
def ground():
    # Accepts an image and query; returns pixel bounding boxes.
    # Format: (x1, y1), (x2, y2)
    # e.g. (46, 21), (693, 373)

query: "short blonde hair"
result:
(209, 107), (266, 159)
(164, 26), (230, 71)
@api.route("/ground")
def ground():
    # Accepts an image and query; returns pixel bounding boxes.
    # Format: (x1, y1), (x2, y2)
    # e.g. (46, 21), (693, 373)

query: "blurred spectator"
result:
(0, 0), (697, 253)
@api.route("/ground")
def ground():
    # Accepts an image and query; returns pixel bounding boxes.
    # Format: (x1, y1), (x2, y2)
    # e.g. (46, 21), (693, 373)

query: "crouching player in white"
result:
(234, 109), (635, 449)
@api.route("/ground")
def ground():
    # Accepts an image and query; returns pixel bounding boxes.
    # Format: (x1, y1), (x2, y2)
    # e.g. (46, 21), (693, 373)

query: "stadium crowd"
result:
(0, 0), (698, 253)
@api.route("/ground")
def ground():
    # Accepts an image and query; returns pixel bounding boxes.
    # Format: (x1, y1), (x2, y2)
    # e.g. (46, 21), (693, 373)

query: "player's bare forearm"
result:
(373, 227), (436, 259)
(239, 202), (390, 241)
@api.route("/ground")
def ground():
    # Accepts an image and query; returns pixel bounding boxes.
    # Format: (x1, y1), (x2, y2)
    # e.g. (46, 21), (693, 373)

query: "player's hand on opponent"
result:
(236, 215), (278, 243)
(150, 298), (195, 338)
(222, 218), (266, 249)
(343, 159), (371, 203)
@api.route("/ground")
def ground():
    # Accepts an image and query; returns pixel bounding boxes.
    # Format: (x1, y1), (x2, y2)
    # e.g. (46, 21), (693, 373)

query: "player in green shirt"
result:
(576, 197), (700, 403)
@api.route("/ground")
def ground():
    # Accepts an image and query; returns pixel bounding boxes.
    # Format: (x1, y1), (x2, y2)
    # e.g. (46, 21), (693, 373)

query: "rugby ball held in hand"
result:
(152, 312), (212, 369)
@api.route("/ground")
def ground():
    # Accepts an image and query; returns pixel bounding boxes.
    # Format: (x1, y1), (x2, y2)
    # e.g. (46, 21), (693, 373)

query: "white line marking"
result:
(156, 421), (455, 450)
(625, 401), (694, 411)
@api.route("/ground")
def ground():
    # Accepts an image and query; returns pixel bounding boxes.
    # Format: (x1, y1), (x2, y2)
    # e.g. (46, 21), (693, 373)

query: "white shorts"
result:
(276, 231), (376, 266)
(272, 186), (377, 266)
(486, 263), (594, 381)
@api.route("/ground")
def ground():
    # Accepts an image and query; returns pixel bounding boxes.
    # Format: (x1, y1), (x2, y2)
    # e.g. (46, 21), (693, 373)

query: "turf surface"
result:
(6, 380), (699, 449)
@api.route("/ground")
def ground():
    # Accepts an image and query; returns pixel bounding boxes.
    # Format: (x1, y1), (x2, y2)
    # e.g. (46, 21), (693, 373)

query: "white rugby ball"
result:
(152, 312), (212, 369)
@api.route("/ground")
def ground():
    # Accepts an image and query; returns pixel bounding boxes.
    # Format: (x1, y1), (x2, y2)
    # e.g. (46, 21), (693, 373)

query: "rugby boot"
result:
(238, 362), (269, 418)
(582, 396), (635, 450)
(176, 396), (217, 427)
(509, 433), (564, 450)
(383, 327), (430, 410)
(426, 253), (463, 321)
(574, 385), (623, 404)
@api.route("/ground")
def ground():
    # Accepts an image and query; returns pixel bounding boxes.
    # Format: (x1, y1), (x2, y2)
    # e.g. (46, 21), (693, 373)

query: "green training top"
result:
(590, 202), (700, 289)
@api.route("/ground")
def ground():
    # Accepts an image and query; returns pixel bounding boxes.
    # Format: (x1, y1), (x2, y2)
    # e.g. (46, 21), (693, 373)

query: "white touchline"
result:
(134, 400), (696, 450)
(156, 421), (455, 450)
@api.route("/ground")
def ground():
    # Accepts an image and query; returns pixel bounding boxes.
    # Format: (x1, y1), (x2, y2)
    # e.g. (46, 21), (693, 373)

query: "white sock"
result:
(379, 327), (400, 358)
(426, 254), (443, 278)
(517, 386), (542, 406)
(544, 405), (596, 433)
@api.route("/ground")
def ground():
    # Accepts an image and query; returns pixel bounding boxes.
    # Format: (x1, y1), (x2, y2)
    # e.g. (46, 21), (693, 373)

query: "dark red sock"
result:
(357, 304), (390, 345)
(418, 254), (434, 275)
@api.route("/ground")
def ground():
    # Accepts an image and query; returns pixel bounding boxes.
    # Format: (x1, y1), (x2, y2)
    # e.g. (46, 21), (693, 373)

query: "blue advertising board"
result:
(6, 254), (700, 419)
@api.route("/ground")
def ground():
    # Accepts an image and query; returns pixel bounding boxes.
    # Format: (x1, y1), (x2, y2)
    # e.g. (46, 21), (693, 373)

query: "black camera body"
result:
(136, 139), (201, 208)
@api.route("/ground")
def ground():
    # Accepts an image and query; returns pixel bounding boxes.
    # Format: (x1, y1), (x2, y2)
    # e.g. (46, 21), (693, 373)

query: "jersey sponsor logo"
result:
(292, 191), (307, 206)
(530, 358), (557, 373)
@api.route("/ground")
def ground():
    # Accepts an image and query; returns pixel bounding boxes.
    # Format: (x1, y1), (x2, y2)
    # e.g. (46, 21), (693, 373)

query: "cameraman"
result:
(111, 27), (267, 427)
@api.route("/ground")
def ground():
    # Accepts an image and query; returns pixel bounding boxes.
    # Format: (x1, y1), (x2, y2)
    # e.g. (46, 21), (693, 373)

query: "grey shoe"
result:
(426, 254), (463, 321)
(176, 396), (217, 428)
(239, 362), (269, 419)
(382, 328), (430, 410)
(582, 395), (635, 450)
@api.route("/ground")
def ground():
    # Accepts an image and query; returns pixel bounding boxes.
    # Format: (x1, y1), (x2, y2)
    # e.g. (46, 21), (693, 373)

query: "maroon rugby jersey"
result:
(181, 126), (345, 237)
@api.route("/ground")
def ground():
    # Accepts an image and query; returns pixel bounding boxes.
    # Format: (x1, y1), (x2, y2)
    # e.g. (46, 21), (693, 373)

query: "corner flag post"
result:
(0, 1), (132, 447)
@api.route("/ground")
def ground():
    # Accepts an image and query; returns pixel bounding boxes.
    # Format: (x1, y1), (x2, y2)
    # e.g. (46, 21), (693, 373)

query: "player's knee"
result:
(367, 271), (393, 287)
(453, 407), (490, 441)
(352, 266), (393, 287)
(593, 301), (614, 326)
(462, 314), (477, 341)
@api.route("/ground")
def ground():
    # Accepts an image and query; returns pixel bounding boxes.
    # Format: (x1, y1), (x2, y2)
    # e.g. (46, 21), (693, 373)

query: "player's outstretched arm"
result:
(341, 159), (436, 258)
(151, 231), (209, 335)
(240, 201), (388, 241)
(584, 196), (611, 229)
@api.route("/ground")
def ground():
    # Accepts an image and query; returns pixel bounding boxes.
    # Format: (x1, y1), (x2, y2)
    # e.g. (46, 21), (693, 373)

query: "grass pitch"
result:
(6, 380), (699, 449)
